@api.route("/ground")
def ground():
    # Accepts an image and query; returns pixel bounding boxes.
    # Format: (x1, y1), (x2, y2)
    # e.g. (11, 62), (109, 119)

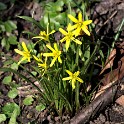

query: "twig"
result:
(96, 11), (117, 33)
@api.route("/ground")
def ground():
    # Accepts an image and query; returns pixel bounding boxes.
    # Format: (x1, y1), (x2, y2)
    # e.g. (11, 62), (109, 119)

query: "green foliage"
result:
(2, 76), (12, 85)
(1, 0), (120, 122)
(0, 114), (6, 123)
(2, 103), (20, 118)
(0, 103), (20, 124)
(8, 109), (18, 124)
(0, 20), (17, 50)
(23, 97), (34, 105)
(8, 88), (18, 99)
(0, 2), (7, 11)
(0, 0), (99, 117)
(36, 104), (46, 111)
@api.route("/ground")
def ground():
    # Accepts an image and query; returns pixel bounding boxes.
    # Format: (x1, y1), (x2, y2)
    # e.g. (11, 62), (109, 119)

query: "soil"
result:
(0, 0), (124, 123)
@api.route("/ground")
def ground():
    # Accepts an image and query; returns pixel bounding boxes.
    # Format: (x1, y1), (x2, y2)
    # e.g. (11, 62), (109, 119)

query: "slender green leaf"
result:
(17, 16), (44, 30)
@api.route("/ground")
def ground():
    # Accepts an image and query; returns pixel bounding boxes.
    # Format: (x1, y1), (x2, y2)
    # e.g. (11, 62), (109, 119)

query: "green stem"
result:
(75, 82), (80, 111)
(112, 17), (124, 49)
(75, 45), (80, 66)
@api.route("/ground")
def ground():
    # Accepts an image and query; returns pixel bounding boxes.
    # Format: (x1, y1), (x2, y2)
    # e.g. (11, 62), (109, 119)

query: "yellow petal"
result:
(73, 38), (82, 45)
(58, 56), (62, 63)
(74, 71), (80, 76)
(62, 77), (72, 81)
(59, 28), (68, 35)
(43, 53), (54, 56)
(27, 57), (31, 62)
(83, 20), (92, 25)
(65, 39), (71, 51)
(14, 49), (24, 56)
(68, 14), (78, 23)
(60, 37), (66, 43)
(46, 44), (55, 52)
(33, 55), (41, 62)
(66, 70), (73, 76)
(67, 23), (73, 31)
(76, 77), (83, 83)
(32, 36), (45, 39)
(78, 12), (82, 22)
(54, 43), (58, 51)
(82, 26), (90, 36)
(38, 63), (46, 68)
(18, 57), (26, 65)
(72, 79), (76, 89)
(50, 57), (57, 67)
(73, 27), (81, 36)
(22, 42), (28, 52)
(48, 30), (55, 35)
(69, 24), (78, 30)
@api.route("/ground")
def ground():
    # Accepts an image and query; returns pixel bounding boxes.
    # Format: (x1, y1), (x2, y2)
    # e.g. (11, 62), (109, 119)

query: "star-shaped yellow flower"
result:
(32, 23), (55, 42)
(43, 43), (62, 67)
(59, 23), (82, 51)
(68, 12), (92, 36)
(14, 42), (31, 65)
(62, 70), (83, 89)
(33, 55), (48, 71)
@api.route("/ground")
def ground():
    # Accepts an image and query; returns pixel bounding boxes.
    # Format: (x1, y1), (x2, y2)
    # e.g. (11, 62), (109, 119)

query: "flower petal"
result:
(46, 44), (55, 52)
(74, 71), (80, 76)
(82, 26), (90, 36)
(73, 28), (81, 36)
(50, 57), (57, 67)
(72, 79), (76, 89)
(73, 38), (82, 45)
(43, 53), (54, 56)
(14, 49), (24, 56)
(60, 37), (66, 43)
(59, 28), (68, 35)
(83, 20), (92, 25)
(18, 57), (26, 65)
(68, 14), (78, 23)
(66, 39), (71, 51)
(32, 36), (45, 39)
(78, 12), (82, 22)
(67, 23), (73, 31)
(62, 77), (72, 81)
(33, 55), (42, 62)
(54, 43), (58, 51)
(48, 30), (55, 35)
(22, 42), (28, 52)
(66, 70), (73, 76)
(76, 77), (83, 83)
(58, 56), (62, 63)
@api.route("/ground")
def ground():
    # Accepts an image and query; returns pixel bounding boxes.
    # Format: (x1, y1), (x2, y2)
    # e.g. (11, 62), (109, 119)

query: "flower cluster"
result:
(15, 12), (92, 89)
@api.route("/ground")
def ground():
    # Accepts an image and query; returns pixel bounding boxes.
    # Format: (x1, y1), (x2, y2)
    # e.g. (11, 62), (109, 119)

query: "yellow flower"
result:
(33, 55), (48, 71)
(62, 70), (83, 89)
(32, 23), (55, 41)
(14, 42), (31, 65)
(43, 43), (62, 67)
(59, 23), (82, 51)
(68, 12), (92, 36)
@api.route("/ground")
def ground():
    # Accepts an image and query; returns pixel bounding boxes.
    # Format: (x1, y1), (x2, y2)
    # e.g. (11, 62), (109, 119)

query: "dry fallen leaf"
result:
(100, 48), (116, 75)
(116, 95), (124, 107)
(100, 42), (124, 85)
